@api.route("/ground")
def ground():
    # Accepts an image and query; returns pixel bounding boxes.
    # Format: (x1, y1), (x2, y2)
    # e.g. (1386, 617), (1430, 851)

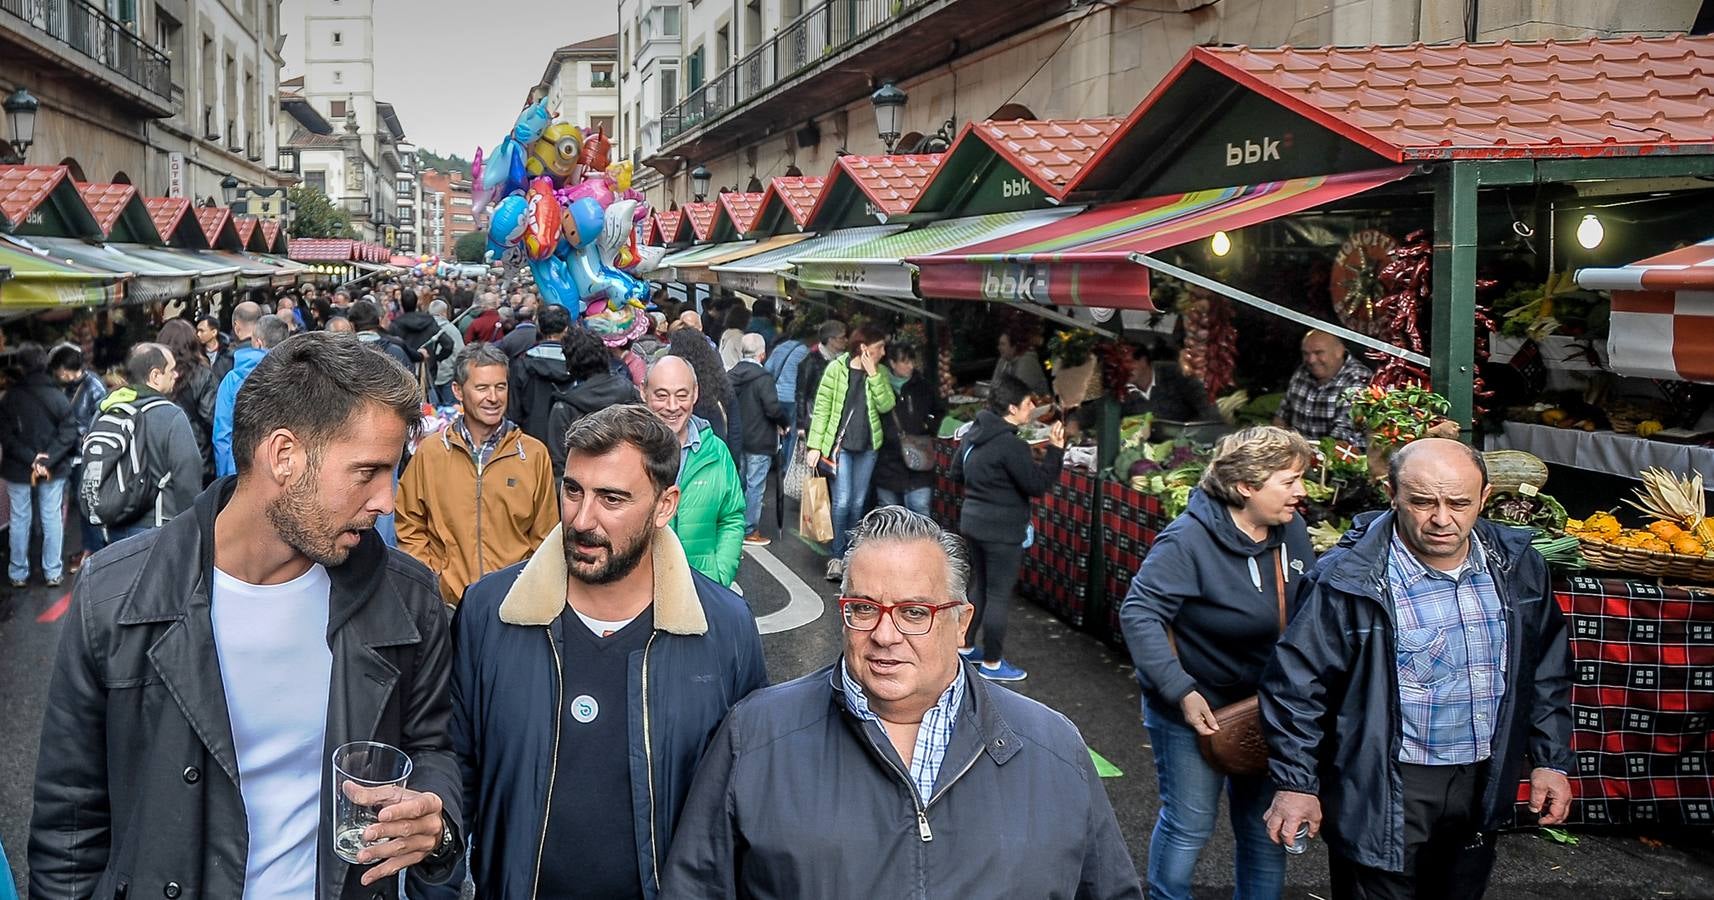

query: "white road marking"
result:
(743, 544), (825, 634)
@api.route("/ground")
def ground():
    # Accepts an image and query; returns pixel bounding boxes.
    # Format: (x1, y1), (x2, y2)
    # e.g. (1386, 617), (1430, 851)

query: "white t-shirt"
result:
(573, 607), (640, 638)
(211, 563), (334, 900)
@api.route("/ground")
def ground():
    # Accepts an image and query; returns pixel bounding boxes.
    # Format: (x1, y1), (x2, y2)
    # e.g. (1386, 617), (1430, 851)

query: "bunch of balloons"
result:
(472, 97), (662, 342)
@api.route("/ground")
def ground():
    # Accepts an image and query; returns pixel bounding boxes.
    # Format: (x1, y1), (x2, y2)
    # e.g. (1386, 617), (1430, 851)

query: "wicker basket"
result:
(1578, 539), (1714, 583)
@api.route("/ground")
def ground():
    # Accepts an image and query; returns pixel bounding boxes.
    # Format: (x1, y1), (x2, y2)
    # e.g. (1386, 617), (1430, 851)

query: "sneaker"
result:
(825, 558), (844, 583)
(8, 578), (26, 589)
(743, 532), (772, 547)
(958, 646), (981, 661)
(45, 574), (64, 588)
(978, 659), (1028, 682)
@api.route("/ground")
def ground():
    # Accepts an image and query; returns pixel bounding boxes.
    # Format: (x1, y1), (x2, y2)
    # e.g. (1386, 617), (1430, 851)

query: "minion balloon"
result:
(526, 121), (584, 185)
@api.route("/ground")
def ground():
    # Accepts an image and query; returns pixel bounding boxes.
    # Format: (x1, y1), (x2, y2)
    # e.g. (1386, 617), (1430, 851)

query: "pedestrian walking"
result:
(728, 333), (788, 545)
(427, 299), (465, 408)
(498, 303), (539, 358)
(86, 343), (202, 543)
(50, 343), (109, 571)
(793, 320), (846, 439)
(1, 344), (78, 588)
(440, 404), (765, 899)
(762, 320), (812, 472)
(661, 506), (1142, 899)
(157, 318), (220, 481)
(1119, 425), (1316, 900)
(950, 374), (1064, 682)
(1261, 438), (1573, 900)
(507, 304), (574, 446)
(718, 304), (751, 370)
(873, 343), (941, 517)
(805, 323), (895, 582)
(645, 357), (747, 587)
(30, 332), (465, 899)
(546, 326), (642, 475)
(668, 327), (742, 459)
(213, 315), (291, 477)
(349, 300), (415, 368)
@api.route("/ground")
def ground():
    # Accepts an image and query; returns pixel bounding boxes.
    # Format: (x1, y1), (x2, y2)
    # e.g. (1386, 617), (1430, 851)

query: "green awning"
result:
(23, 236), (194, 305)
(655, 239), (758, 284)
(710, 225), (906, 297)
(0, 237), (125, 310)
(791, 208), (1082, 300)
(113, 244), (241, 293)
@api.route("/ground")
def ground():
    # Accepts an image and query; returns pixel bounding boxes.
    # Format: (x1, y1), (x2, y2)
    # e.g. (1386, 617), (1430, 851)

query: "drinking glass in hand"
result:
(331, 741), (413, 865)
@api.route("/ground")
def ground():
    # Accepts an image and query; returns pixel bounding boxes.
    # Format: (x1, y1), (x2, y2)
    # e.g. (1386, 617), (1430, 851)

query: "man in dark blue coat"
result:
(439, 404), (766, 900)
(1260, 439), (1573, 900)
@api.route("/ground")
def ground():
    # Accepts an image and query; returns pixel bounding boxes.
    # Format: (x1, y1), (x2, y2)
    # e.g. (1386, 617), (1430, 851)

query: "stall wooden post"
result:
(1431, 162), (1480, 440)
(1083, 396), (1126, 641)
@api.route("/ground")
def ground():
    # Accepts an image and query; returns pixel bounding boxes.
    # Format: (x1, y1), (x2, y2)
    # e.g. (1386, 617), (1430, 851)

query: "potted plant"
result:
(1045, 327), (1100, 404)
(1346, 383), (1459, 481)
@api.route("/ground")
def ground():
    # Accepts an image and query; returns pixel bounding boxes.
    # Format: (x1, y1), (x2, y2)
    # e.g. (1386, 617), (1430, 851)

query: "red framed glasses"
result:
(838, 597), (963, 635)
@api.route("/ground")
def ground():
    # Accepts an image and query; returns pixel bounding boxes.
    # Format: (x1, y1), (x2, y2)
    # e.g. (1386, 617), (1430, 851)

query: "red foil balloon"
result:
(523, 178), (561, 260)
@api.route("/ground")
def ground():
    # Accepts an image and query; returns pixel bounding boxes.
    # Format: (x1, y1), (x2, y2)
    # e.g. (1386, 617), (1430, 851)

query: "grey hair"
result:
(454, 343), (510, 385)
(739, 332), (765, 360)
(428, 299), (449, 317)
(841, 506), (971, 604)
(253, 314), (290, 350)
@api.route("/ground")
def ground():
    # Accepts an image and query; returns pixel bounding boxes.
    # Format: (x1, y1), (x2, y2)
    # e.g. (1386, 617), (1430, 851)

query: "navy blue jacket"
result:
(1259, 512), (1573, 872)
(445, 524), (767, 899)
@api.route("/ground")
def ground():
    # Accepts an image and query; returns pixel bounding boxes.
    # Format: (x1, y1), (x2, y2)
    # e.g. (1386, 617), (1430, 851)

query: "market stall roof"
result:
(388, 254), (419, 268)
(1576, 236), (1714, 384)
(19, 235), (194, 304)
(203, 250), (295, 288)
(657, 234), (814, 285)
(0, 165), (102, 238)
(682, 202), (718, 243)
(911, 166), (1413, 310)
(195, 207), (244, 251)
(653, 209), (688, 245)
(1071, 34), (1714, 200)
(76, 182), (163, 244)
(289, 238), (358, 262)
(749, 176), (825, 236)
(912, 118), (1121, 217)
(710, 224), (906, 298)
(113, 243), (240, 293)
(234, 216), (270, 253)
(642, 214), (665, 246)
(794, 207), (1084, 302)
(803, 154), (942, 232)
(261, 220), (288, 254)
(708, 192), (765, 242)
(0, 235), (125, 311)
(144, 197), (209, 248)
(247, 251), (314, 284)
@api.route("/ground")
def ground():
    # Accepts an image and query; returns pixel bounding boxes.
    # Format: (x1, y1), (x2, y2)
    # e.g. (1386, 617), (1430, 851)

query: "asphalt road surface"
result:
(4, 489), (1713, 897)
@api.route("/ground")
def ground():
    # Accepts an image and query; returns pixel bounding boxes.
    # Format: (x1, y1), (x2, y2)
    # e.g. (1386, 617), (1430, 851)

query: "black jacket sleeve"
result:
(399, 594), (464, 884)
(1523, 552), (1574, 772)
(29, 577), (113, 896)
(1258, 567), (1359, 796)
(757, 372), (786, 428)
(162, 410), (205, 517)
(43, 386), (79, 472)
(1002, 437), (1064, 498)
(657, 707), (743, 898)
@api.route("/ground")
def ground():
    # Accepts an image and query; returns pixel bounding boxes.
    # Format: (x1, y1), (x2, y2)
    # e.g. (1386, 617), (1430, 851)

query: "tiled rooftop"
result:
(716, 191), (765, 235)
(654, 210), (684, 243)
(762, 176), (825, 228)
(0, 165), (71, 230)
(289, 238), (355, 261)
(682, 201), (718, 241)
(75, 182), (139, 237)
(234, 216), (259, 248)
(260, 220), (282, 251)
(827, 154), (942, 218)
(144, 197), (192, 241)
(970, 118), (1122, 194)
(195, 207), (232, 246)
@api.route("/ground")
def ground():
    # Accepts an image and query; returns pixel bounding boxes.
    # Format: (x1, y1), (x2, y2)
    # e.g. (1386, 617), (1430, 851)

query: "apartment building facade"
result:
(541, 32), (620, 149)
(419, 166), (474, 258)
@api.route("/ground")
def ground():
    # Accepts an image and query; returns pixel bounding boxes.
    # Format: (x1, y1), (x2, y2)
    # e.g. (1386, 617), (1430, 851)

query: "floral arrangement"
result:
(1044, 327), (1100, 370)
(1346, 384), (1451, 448)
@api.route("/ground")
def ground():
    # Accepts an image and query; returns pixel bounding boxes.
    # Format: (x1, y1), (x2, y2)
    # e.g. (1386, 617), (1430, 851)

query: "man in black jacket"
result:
(728, 333), (788, 545)
(793, 319), (846, 430)
(507, 303), (574, 445)
(30, 332), (465, 900)
(391, 289), (453, 371)
(1, 344), (79, 587)
(1260, 439), (1572, 900)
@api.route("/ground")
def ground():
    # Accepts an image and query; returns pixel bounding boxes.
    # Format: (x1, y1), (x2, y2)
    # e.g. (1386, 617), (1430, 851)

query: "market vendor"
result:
(1071, 340), (1220, 432)
(993, 328), (1050, 397)
(1273, 330), (1371, 447)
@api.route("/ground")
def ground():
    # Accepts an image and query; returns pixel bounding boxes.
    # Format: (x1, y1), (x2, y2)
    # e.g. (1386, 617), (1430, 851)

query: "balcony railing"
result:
(660, 0), (923, 146)
(2, 0), (172, 101)
(341, 196), (372, 219)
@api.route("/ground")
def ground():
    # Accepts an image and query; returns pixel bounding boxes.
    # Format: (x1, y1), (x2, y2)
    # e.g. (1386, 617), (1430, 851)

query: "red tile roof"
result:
(234, 216), (259, 248)
(0, 164), (71, 230)
(143, 197), (198, 244)
(682, 201), (718, 242)
(195, 207), (233, 246)
(260, 220), (282, 251)
(968, 118), (1122, 196)
(75, 182), (139, 237)
(1181, 34), (1714, 162)
(655, 209), (685, 243)
(816, 154), (942, 222)
(759, 176), (825, 229)
(643, 214), (665, 245)
(715, 191), (765, 235)
(289, 238), (356, 262)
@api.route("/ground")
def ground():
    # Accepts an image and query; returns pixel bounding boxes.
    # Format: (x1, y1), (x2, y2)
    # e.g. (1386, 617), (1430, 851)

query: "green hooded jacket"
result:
(806, 354), (897, 456)
(670, 419), (748, 586)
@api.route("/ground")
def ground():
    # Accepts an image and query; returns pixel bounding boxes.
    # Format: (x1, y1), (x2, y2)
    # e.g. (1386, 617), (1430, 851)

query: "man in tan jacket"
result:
(398, 343), (558, 605)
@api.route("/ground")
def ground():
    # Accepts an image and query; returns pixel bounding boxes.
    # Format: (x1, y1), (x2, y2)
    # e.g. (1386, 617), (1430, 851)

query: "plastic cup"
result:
(331, 740), (413, 864)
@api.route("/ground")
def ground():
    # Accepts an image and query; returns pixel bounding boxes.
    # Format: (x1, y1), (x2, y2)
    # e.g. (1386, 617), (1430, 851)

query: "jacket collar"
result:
(824, 659), (1022, 767)
(497, 523), (708, 635)
(1324, 510), (1530, 601)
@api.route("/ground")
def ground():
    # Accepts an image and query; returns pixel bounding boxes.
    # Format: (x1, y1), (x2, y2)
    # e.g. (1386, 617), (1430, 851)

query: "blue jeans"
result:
(6, 477), (66, 582)
(1144, 699), (1285, 900)
(830, 449), (877, 558)
(742, 452), (772, 533)
(875, 486), (931, 518)
(777, 401), (797, 470)
(431, 380), (456, 408)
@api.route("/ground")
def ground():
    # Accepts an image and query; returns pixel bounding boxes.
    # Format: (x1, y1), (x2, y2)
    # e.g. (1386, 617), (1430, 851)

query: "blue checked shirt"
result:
(841, 659), (966, 804)
(1387, 531), (1508, 766)
(1280, 355), (1371, 447)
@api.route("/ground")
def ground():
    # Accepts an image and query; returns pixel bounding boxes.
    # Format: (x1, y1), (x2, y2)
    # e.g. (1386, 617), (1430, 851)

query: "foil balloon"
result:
(485, 193), (529, 260)
(523, 178), (562, 260)
(577, 128), (611, 175)
(526, 121), (584, 184)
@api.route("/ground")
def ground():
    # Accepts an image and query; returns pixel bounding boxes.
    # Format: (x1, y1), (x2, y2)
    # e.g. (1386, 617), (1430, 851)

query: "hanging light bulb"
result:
(1210, 230), (1232, 257)
(1576, 214), (1604, 250)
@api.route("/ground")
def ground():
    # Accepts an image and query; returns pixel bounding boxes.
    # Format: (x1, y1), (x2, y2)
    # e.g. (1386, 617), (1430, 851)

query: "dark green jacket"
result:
(670, 418), (747, 586)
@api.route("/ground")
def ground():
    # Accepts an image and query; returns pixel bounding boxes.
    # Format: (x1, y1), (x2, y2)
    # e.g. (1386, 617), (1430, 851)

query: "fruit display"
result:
(1565, 470), (1714, 580)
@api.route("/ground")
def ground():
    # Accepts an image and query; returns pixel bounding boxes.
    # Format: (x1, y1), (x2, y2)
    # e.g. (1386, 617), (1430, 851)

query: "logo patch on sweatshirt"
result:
(507, 477), (517, 488)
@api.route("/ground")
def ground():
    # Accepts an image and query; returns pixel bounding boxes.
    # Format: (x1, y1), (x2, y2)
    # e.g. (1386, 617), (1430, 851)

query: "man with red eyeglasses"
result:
(661, 506), (1141, 899)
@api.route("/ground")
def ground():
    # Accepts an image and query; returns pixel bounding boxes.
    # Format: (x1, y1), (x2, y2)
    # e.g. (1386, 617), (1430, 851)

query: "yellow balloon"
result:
(528, 122), (584, 180)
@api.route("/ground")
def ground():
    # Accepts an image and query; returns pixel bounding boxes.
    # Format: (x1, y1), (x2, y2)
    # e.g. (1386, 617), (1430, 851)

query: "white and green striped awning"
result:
(710, 225), (906, 297)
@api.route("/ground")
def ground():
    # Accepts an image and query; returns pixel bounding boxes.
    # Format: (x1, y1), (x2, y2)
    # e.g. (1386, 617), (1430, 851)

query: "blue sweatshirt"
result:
(213, 346), (267, 476)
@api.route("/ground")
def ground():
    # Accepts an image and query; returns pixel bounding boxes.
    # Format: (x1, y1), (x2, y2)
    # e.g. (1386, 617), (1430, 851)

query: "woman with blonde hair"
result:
(1120, 425), (1316, 900)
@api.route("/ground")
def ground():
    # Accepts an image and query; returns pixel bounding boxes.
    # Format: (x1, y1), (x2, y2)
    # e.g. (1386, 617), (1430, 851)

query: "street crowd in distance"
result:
(1, 272), (1571, 900)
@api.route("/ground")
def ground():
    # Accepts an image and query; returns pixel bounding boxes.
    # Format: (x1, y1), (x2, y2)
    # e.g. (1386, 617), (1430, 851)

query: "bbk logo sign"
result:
(1225, 132), (1292, 167)
(980, 264), (1050, 303)
(1001, 177), (1033, 198)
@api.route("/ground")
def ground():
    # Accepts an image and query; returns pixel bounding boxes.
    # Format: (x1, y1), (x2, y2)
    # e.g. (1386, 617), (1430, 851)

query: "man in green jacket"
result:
(646, 356), (747, 586)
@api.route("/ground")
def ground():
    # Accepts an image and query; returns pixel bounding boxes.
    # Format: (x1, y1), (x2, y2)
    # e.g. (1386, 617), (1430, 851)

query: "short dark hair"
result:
(47, 343), (84, 373)
(986, 373), (1033, 414)
(231, 332), (423, 476)
(253, 314), (291, 350)
(562, 325), (612, 382)
(562, 404), (681, 495)
(348, 299), (382, 331)
(850, 322), (888, 350)
(400, 289), (418, 313)
(454, 343), (510, 386)
(1388, 439), (1489, 495)
(538, 303), (572, 337)
(10, 343), (47, 375)
(125, 342), (173, 385)
(195, 314), (219, 332)
(724, 305), (751, 332)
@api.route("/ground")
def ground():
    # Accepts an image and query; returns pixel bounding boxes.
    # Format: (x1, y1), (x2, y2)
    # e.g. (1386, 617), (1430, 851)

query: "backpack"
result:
(79, 396), (176, 528)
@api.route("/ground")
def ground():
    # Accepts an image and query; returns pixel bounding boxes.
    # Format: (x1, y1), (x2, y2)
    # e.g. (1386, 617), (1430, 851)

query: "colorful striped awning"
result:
(21, 236), (193, 304)
(793, 207), (1081, 300)
(909, 166), (1414, 309)
(711, 225), (906, 298)
(0, 236), (125, 310)
(1578, 237), (1714, 384)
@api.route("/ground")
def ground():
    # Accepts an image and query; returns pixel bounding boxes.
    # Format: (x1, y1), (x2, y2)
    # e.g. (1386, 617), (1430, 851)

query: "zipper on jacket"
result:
(641, 631), (662, 889)
(473, 453), (486, 577)
(529, 629), (565, 900)
(859, 726), (936, 842)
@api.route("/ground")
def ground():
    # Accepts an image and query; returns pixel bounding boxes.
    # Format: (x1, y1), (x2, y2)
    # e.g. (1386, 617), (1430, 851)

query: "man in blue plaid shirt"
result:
(1275, 330), (1372, 447)
(1260, 439), (1573, 900)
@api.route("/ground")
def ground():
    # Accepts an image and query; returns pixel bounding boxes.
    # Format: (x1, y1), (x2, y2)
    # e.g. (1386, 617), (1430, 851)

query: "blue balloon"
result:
(568, 197), (605, 246)
(485, 194), (528, 259)
(530, 255), (583, 312)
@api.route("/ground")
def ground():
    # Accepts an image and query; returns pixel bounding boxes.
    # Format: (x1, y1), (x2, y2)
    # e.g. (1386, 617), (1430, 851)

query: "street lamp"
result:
(3, 86), (39, 164)
(870, 80), (907, 154)
(221, 174), (239, 207)
(690, 163), (711, 201)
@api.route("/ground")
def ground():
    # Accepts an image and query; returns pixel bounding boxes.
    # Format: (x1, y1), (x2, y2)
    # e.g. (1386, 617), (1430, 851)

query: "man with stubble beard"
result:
(434, 404), (766, 900)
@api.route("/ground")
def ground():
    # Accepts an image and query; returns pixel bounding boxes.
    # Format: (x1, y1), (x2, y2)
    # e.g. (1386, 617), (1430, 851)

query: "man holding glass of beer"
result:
(30, 332), (464, 899)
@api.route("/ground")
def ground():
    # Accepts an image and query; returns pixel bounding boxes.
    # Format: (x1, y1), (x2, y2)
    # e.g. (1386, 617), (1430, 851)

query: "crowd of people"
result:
(0, 274), (1576, 900)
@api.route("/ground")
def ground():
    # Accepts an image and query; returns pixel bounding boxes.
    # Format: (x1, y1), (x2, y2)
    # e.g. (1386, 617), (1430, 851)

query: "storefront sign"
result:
(168, 152), (185, 198)
(979, 263), (1052, 303)
(718, 270), (786, 297)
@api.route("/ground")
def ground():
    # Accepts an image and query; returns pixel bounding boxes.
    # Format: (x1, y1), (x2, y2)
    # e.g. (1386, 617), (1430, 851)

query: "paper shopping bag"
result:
(799, 474), (835, 543)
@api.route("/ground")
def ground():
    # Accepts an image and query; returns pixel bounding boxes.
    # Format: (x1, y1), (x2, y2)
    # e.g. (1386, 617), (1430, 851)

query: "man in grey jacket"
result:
(428, 299), (466, 407)
(660, 506), (1141, 899)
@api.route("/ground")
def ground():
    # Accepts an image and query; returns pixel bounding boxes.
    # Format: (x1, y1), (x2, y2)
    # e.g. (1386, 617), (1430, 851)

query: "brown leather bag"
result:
(1192, 548), (1288, 777)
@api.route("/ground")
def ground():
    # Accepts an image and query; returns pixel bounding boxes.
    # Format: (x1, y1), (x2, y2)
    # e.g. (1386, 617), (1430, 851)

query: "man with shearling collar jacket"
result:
(30, 332), (464, 900)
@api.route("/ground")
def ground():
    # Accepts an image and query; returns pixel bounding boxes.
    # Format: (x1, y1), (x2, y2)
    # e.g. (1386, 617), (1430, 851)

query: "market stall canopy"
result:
(205, 250), (296, 288)
(290, 238), (358, 262)
(682, 202), (719, 243)
(657, 234), (814, 285)
(795, 207), (1083, 301)
(710, 224), (906, 298)
(708, 192), (765, 243)
(249, 252), (313, 283)
(234, 216), (271, 253)
(114, 243), (240, 293)
(18, 235), (193, 304)
(145, 197), (209, 249)
(912, 118), (1121, 218)
(1071, 34), (1714, 201)
(651, 209), (687, 246)
(803, 154), (941, 232)
(0, 235), (125, 311)
(196, 207), (244, 251)
(0, 165), (102, 238)
(748, 176), (825, 237)
(261, 220), (289, 254)
(76, 183), (164, 244)
(911, 166), (1412, 309)
(1577, 236), (1714, 384)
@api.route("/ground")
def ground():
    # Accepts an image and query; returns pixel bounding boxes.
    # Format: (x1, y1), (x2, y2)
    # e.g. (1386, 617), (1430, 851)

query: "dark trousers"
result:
(1330, 762), (1497, 900)
(964, 537), (1024, 660)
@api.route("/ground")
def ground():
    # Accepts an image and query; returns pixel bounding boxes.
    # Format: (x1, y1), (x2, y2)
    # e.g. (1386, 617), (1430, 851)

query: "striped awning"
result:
(711, 225), (906, 297)
(793, 207), (1082, 300)
(114, 244), (241, 293)
(1578, 237), (1714, 384)
(909, 166), (1414, 309)
(0, 236), (125, 310)
(21, 236), (194, 305)
(654, 236), (822, 286)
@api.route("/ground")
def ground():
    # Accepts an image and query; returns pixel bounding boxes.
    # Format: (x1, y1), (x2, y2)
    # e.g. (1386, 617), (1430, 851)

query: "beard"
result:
(266, 466), (375, 567)
(563, 522), (652, 586)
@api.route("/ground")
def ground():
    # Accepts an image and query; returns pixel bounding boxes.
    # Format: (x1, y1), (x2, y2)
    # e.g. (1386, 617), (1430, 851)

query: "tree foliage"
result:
(453, 230), (489, 263)
(287, 185), (356, 239)
(416, 147), (472, 177)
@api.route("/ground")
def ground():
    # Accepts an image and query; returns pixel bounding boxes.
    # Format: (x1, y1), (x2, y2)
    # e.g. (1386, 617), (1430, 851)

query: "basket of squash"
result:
(1566, 469), (1714, 582)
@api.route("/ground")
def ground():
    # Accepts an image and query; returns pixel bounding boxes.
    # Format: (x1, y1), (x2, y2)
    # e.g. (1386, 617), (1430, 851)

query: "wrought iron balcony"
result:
(1, 0), (172, 103)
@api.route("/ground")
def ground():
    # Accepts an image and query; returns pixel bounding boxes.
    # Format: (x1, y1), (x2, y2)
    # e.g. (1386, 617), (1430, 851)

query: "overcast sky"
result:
(281, 0), (617, 162)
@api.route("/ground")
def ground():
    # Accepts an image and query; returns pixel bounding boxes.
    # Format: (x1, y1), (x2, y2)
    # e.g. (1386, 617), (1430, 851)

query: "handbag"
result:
(783, 440), (808, 500)
(891, 410), (936, 472)
(1190, 548), (1289, 777)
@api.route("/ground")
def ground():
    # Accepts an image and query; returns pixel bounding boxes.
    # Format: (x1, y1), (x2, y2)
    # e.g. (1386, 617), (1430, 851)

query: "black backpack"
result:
(79, 396), (176, 528)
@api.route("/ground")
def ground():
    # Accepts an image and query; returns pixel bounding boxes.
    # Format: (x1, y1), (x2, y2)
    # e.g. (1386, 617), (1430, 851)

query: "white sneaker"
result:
(824, 558), (844, 583)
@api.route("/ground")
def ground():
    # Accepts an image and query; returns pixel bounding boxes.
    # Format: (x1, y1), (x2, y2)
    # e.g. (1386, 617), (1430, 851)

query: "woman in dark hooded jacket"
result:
(545, 326), (641, 475)
(156, 318), (218, 482)
(1117, 425), (1315, 900)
